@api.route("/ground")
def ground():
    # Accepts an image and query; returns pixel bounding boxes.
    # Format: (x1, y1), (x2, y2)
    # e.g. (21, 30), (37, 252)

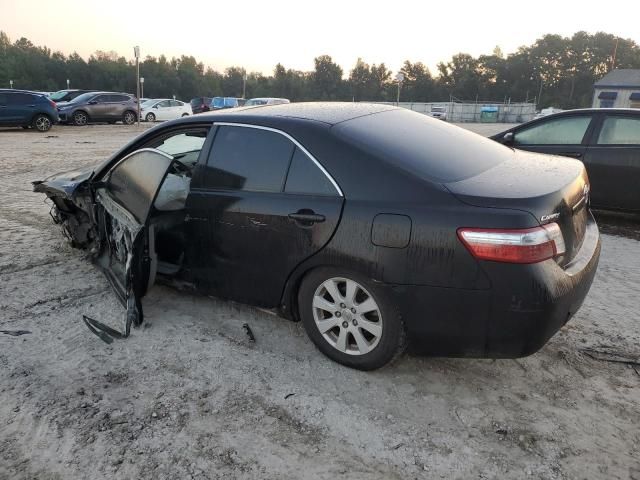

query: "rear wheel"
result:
(32, 114), (52, 132)
(123, 110), (136, 125)
(145, 112), (156, 122)
(73, 111), (88, 126)
(298, 268), (406, 370)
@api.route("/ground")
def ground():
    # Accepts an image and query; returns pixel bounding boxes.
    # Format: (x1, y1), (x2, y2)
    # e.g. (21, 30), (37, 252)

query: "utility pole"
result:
(66, 79), (70, 89)
(611, 38), (619, 71)
(140, 77), (145, 100)
(9, 80), (13, 89)
(134, 46), (140, 127)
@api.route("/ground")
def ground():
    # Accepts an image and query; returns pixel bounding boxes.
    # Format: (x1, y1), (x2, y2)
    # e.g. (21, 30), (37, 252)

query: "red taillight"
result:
(49, 99), (57, 108)
(457, 223), (566, 264)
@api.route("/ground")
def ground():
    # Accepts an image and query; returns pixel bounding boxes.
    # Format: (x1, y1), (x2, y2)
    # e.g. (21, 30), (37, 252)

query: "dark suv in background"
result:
(190, 97), (213, 114)
(49, 89), (96, 104)
(0, 89), (59, 132)
(57, 92), (138, 125)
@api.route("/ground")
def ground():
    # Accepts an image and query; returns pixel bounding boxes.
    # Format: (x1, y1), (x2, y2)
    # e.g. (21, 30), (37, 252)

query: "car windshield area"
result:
(142, 100), (157, 107)
(50, 91), (70, 101)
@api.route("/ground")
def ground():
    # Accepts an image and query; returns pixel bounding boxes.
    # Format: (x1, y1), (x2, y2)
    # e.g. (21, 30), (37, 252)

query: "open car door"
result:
(85, 148), (175, 342)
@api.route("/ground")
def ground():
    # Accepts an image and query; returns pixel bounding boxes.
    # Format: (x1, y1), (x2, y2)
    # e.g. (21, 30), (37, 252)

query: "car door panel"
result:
(185, 189), (342, 306)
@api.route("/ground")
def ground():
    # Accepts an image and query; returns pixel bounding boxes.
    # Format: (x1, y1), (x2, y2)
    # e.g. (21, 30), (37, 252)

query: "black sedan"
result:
(33, 103), (600, 370)
(492, 108), (640, 212)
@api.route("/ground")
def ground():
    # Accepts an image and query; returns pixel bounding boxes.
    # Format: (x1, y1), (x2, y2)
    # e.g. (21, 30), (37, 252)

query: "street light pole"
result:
(242, 71), (247, 99)
(67, 79), (70, 89)
(134, 46), (140, 127)
(9, 80), (13, 89)
(395, 72), (404, 106)
(140, 77), (145, 100)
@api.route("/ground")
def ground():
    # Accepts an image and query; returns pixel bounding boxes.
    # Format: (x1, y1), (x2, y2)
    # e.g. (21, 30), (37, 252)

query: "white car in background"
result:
(244, 97), (290, 106)
(429, 105), (448, 121)
(141, 99), (192, 122)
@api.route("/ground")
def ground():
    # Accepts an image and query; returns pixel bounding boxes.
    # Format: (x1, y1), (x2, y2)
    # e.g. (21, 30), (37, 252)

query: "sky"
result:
(1, 0), (639, 76)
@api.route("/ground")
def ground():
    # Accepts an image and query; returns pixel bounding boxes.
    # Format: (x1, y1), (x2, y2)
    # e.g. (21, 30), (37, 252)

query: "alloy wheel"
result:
(73, 112), (87, 126)
(312, 277), (383, 356)
(146, 113), (155, 122)
(34, 116), (51, 132)
(123, 112), (135, 125)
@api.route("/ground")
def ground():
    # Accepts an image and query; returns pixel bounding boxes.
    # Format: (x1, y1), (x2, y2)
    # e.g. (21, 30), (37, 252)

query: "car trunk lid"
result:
(444, 149), (590, 265)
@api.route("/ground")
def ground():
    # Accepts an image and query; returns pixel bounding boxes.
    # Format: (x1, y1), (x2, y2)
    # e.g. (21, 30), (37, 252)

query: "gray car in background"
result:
(57, 92), (138, 126)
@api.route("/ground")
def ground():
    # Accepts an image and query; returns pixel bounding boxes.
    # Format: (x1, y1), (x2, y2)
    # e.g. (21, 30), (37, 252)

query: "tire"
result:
(123, 110), (136, 125)
(298, 267), (406, 370)
(32, 114), (52, 132)
(73, 111), (88, 126)
(145, 113), (156, 122)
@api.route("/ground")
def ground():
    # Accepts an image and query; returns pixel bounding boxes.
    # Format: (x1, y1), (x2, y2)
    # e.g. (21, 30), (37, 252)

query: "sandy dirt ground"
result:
(0, 122), (639, 480)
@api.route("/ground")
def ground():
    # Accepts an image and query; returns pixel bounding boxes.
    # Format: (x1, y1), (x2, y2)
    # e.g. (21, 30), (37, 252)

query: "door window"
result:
(157, 100), (171, 108)
(284, 148), (337, 196)
(7, 93), (35, 105)
(514, 116), (592, 145)
(597, 116), (640, 145)
(110, 94), (129, 102)
(206, 126), (294, 192)
(144, 128), (209, 166)
(93, 95), (109, 103)
(169, 100), (182, 107)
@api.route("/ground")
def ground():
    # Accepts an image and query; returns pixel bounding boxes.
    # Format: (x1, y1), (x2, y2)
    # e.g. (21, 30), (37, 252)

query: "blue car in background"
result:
(0, 89), (59, 132)
(211, 97), (246, 110)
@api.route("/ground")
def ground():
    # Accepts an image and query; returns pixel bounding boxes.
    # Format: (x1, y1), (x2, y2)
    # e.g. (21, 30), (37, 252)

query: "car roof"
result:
(0, 89), (44, 94)
(196, 102), (399, 125)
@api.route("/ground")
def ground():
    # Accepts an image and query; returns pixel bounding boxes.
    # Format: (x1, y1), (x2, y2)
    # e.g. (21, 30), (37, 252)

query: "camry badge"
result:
(540, 212), (560, 222)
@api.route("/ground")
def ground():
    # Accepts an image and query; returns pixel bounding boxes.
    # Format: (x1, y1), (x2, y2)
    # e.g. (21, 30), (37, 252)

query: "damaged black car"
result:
(34, 103), (601, 370)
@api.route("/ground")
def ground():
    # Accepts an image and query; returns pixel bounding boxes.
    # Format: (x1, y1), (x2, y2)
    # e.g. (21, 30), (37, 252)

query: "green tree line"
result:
(1, 31), (639, 108)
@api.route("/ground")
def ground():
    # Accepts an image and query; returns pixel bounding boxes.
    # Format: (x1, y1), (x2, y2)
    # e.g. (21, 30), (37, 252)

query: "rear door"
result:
(106, 94), (130, 119)
(5, 92), (38, 123)
(511, 113), (595, 160)
(583, 112), (640, 211)
(186, 123), (344, 307)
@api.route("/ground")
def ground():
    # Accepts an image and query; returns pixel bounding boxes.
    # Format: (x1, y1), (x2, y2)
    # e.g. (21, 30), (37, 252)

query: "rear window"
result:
(331, 108), (509, 183)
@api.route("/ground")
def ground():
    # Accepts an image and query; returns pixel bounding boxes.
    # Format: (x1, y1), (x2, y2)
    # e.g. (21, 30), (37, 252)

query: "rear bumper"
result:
(389, 214), (601, 357)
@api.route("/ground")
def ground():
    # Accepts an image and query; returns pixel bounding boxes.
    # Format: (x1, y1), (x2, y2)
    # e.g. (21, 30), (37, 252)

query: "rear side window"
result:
(110, 95), (130, 102)
(514, 116), (592, 145)
(285, 148), (337, 196)
(93, 95), (109, 103)
(170, 100), (182, 107)
(206, 126), (294, 192)
(597, 116), (640, 145)
(7, 93), (36, 105)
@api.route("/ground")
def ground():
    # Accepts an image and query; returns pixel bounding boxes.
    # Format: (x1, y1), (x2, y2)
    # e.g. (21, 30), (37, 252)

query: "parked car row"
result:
(190, 96), (290, 113)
